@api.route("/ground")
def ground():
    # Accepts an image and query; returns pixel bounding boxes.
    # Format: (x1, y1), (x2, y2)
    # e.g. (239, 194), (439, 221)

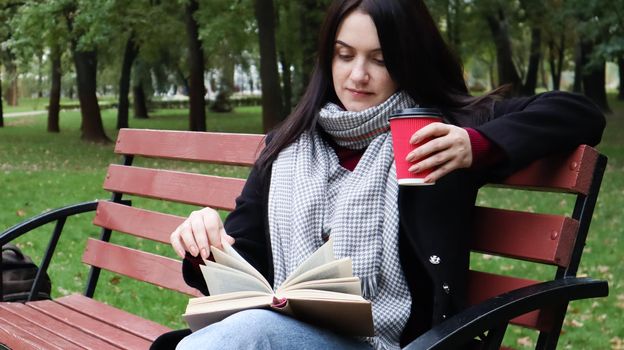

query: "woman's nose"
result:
(350, 61), (370, 84)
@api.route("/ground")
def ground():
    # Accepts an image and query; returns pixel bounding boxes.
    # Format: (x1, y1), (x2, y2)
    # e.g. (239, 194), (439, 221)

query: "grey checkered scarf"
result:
(268, 92), (415, 349)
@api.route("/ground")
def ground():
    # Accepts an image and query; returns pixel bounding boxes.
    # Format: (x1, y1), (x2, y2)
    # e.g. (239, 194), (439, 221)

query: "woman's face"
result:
(332, 10), (398, 112)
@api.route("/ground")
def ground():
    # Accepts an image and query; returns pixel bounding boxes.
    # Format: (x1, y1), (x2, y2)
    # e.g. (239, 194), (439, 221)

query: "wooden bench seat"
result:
(0, 129), (608, 349)
(0, 294), (169, 349)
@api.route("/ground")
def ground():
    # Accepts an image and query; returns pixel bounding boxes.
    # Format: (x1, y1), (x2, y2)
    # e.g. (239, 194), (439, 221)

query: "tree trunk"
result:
(580, 40), (610, 113)
(116, 34), (138, 129)
(0, 70), (3, 128)
(548, 34), (565, 91)
(573, 40), (583, 93)
(185, 0), (206, 131)
(222, 58), (235, 94)
(4, 62), (19, 106)
(176, 67), (190, 95)
(298, 0), (323, 96)
(618, 57), (624, 100)
(48, 45), (62, 133)
(280, 50), (292, 115)
(73, 49), (110, 142)
(485, 8), (522, 94)
(520, 27), (541, 96)
(211, 58), (235, 113)
(133, 83), (149, 119)
(255, 0), (284, 132)
(38, 52), (44, 98)
(539, 56), (548, 90)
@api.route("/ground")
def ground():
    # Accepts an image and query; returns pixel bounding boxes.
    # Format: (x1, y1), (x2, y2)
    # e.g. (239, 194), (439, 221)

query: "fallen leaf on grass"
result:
(110, 276), (121, 285)
(611, 337), (624, 350)
(517, 336), (533, 347)
(16, 209), (26, 217)
(597, 265), (610, 273)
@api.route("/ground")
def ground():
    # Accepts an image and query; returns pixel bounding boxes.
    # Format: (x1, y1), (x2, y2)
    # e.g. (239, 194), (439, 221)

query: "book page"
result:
(280, 238), (336, 287)
(200, 260), (273, 295)
(276, 294), (374, 336)
(279, 257), (353, 290)
(279, 277), (361, 295)
(279, 288), (366, 301)
(209, 243), (272, 292)
(184, 294), (273, 332)
(187, 290), (270, 306)
(185, 293), (272, 314)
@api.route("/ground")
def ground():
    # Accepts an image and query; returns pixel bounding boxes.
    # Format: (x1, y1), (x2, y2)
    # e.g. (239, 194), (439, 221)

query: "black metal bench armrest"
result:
(403, 277), (609, 350)
(0, 201), (100, 245)
(1, 200), (101, 301)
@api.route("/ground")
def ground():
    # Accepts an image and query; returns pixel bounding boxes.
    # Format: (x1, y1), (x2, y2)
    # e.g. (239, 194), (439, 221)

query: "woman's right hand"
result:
(170, 207), (235, 260)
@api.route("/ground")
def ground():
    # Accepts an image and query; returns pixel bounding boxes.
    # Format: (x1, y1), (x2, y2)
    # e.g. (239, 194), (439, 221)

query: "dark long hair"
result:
(256, 0), (505, 172)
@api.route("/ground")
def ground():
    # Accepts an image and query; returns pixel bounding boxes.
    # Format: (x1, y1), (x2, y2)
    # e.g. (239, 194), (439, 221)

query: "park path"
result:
(4, 110), (47, 118)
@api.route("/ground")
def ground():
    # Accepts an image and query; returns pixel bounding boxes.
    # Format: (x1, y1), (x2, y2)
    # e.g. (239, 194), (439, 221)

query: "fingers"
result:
(405, 125), (472, 182)
(409, 122), (448, 145)
(221, 228), (235, 245)
(179, 219), (201, 257)
(406, 123), (450, 162)
(169, 207), (233, 260)
(170, 226), (187, 259)
(202, 210), (224, 255)
(188, 212), (208, 258)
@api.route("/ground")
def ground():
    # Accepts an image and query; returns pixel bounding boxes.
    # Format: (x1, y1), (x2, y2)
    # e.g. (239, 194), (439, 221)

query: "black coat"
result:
(182, 91), (605, 346)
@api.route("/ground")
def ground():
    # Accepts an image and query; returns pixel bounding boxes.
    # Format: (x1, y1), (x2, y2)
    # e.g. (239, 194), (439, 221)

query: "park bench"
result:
(0, 128), (608, 349)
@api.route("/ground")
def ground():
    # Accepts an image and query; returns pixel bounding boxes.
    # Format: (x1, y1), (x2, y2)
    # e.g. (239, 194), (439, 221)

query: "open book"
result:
(183, 238), (374, 336)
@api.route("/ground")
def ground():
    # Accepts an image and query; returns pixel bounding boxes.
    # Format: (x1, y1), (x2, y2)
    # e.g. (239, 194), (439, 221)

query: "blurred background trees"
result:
(0, 0), (621, 140)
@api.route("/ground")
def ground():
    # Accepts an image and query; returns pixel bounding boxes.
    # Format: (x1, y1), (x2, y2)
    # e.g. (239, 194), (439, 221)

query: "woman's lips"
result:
(346, 88), (373, 98)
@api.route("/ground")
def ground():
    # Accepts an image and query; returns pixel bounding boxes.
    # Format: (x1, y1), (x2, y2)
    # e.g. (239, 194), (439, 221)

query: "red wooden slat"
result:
(0, 318), (60, 350)
(56, 294), (172, 342)
(27, 300), (151, 349)
(472, 207), (579, 267)
(1, 302), (119, 350)
(0, 306), (78, 349)
(494, 145), (598, 195)
(93, 201), (184, 243)
(103, 164), (245, 210)
(468, 270), (554, 331)
(115, 129), (265, 166)
(82, 238), (202, 297)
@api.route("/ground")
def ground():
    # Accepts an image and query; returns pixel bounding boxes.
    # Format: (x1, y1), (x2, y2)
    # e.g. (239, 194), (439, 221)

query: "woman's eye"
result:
(373, 58), (385, 66)
(337, 53), (353, 60)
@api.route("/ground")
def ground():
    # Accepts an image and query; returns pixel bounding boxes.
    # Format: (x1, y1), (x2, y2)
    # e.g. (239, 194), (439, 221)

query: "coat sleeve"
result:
(474, 91), (606, 179)
(182, 154), (272, 294)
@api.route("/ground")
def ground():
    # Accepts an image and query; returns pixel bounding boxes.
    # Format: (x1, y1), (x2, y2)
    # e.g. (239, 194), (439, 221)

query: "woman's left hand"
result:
(405, 123), (472, 183)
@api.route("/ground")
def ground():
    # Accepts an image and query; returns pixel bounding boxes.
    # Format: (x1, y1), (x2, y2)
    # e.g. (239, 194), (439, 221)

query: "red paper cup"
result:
(389, 108), (443, 186)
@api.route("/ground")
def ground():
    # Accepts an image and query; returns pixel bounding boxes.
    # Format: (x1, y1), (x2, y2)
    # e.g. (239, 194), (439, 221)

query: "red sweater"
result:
(334, 128), (502, 171)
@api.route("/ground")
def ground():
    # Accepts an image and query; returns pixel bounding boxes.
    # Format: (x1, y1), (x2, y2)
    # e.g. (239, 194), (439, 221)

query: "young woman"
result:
(162, 0), (605, 349)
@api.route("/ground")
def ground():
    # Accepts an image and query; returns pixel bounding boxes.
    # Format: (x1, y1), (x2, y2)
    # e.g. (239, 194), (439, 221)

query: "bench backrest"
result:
(86, 129), (606, 347)
(467, 144), (606, 347)
(85, 129), (264, 298)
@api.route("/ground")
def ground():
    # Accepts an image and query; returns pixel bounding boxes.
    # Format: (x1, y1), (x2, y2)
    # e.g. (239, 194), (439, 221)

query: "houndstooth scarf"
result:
(268, 92), (415, 350)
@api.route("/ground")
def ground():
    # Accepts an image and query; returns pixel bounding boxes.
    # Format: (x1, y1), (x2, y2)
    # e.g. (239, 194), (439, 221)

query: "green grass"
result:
(1, 98), (622, 348)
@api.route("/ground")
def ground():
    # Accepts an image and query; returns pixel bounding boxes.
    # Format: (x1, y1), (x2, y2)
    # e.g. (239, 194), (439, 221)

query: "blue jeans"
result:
(176, 309), (373, 349)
